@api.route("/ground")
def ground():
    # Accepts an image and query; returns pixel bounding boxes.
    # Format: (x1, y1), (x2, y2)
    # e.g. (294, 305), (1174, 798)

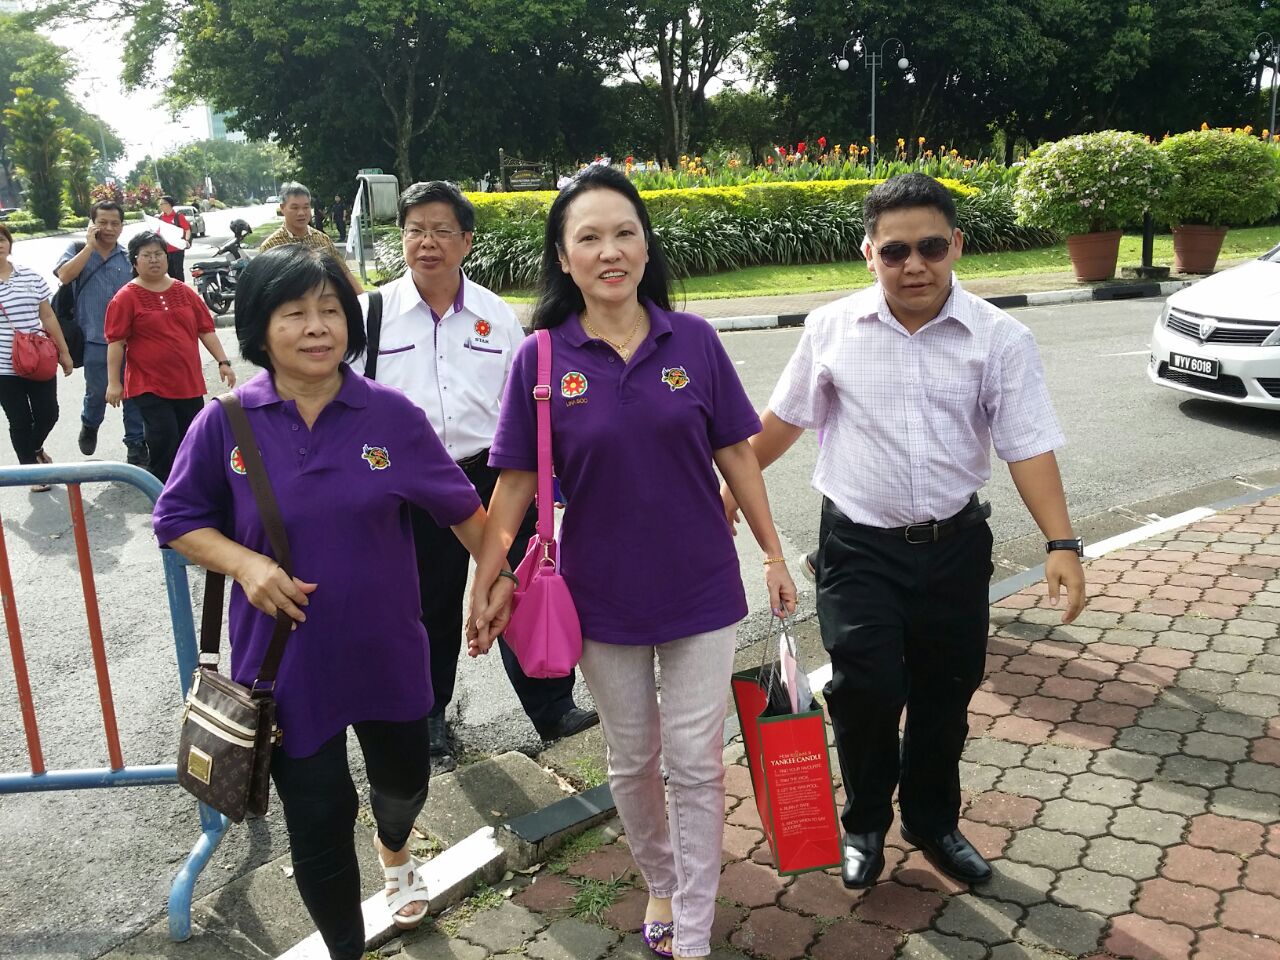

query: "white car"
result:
(1149, 243), (1280, 409)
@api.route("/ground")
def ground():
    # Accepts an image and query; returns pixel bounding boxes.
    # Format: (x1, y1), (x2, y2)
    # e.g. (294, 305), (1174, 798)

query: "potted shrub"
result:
(1014, 131), (1173, 281)
(1157, 129), (1280, 274)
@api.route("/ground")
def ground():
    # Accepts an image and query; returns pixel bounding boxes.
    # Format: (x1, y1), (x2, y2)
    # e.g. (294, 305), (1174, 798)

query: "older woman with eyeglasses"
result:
(104, 230), (236, 480)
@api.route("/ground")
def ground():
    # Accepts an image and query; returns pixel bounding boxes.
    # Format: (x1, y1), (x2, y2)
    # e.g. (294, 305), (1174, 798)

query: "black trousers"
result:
(411, 457), (576, 736)
(271, 714), (432, 960)
(133, 394), (204, 482)
(0, 374), (58, 464)
(816, 498), (993, 837)
(166, 251), (185, 281)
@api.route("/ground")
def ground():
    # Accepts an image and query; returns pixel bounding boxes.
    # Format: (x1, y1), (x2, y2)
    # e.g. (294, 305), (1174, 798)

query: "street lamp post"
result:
(837, 37), (910, 170)
(1252, 32), (1277, 141)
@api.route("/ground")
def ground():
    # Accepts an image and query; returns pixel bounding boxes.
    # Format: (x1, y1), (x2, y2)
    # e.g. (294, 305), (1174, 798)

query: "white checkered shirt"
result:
(768, 278), (1065, 528)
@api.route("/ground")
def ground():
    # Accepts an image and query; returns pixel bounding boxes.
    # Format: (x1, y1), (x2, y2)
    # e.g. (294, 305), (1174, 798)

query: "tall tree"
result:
(623, 0), (759, 165)
(3, 87), (66, 228)
(62, 131), (96, 216)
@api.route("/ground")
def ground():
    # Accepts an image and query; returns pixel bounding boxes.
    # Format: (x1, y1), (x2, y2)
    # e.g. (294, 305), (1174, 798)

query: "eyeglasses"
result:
(136, 251), (168, 261)
(872, 236), (952, 267)
(401, 227), (467, 243)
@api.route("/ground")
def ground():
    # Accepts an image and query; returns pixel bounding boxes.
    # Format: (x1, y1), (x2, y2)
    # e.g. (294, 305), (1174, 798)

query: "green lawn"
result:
(500, 224), (1280, 302)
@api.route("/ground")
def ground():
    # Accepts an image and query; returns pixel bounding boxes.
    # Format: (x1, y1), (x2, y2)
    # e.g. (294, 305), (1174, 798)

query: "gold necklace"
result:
(582, 307), (645, 361)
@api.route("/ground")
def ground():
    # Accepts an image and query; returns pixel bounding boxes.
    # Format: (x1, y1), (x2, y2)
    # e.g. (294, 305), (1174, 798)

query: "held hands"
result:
(766, 561), (798, 619)
(105, 382), (123, 407)
(236, 552), (318, 624)
(1045, 551), (1086, 624)
(466, 575), (516, 657)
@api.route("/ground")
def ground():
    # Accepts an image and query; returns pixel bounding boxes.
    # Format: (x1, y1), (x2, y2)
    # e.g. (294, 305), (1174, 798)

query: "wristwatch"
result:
(1046, 538), (1084, 556)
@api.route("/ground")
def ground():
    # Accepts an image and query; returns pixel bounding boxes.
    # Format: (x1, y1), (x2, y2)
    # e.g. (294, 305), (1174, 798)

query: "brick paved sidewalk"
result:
(382, 497), (1280, 960)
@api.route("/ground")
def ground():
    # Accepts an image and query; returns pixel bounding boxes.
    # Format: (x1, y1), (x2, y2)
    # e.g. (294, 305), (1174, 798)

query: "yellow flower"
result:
(1244, 125), (1254, 134)
(860, 145), (869, 155)
(1265, 129), (1272, 140)
(1200, 122), (1209, 130)
(949, 149), (959, 158)
(917, 136), (925, 145)
(869, 135), (876, 144)
(897, 137), (905, 147)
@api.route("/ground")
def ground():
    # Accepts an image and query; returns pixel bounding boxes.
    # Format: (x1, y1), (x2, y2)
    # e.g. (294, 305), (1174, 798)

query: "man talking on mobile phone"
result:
(54, 200), (147, 466)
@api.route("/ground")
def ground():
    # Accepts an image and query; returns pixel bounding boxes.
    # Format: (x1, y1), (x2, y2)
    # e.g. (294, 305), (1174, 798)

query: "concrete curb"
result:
(704, 279), (1191, 332)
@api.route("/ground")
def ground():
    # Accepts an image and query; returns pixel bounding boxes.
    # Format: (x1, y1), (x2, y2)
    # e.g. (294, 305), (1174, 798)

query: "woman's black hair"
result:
(529, 165), (673, 330)
(127, 229), (167, 266)
(233, 245), (367, 371)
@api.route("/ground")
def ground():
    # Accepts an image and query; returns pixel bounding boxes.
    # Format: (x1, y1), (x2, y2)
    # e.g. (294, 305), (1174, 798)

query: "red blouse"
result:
(104, 281), (215, 400)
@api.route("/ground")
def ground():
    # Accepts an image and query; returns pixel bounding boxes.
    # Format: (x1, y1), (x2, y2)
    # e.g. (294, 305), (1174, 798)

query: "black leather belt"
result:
(455, 448), (490, 471)
(826, 494), (991, 545)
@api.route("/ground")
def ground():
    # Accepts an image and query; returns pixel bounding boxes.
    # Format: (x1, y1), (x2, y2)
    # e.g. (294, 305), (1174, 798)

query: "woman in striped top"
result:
(0, 221), (73, 491)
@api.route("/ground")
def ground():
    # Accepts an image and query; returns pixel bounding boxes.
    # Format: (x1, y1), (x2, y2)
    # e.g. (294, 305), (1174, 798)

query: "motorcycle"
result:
(190, 218), (252, 315)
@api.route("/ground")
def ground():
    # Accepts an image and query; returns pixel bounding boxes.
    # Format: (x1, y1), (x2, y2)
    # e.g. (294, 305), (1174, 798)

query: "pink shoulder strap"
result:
(532, 329), (555, 543)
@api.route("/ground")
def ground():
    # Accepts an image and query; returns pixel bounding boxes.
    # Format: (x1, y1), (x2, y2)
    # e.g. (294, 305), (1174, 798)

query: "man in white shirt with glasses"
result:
(355, 181), (597, 772)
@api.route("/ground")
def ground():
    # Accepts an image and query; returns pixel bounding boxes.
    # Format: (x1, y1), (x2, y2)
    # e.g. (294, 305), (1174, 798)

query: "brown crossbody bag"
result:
(177, 393), (294, 823)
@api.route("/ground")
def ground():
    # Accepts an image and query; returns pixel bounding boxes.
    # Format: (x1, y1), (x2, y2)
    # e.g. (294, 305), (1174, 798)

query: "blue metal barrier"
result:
(0, 461), (228, 941)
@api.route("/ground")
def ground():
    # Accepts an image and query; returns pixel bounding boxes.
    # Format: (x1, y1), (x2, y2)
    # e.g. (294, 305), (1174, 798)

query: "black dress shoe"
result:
(427, 715), (456, 774)
(540, 706), (599, 743)
(900, 826), (992, 884)
(841, 831), (886, 888)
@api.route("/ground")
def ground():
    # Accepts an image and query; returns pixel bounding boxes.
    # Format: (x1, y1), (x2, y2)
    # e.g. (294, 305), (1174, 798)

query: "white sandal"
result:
(380, 851), (429, 930)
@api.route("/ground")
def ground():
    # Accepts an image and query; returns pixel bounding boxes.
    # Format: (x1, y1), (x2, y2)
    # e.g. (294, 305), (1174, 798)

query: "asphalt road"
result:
(1, 290), (1278, 957)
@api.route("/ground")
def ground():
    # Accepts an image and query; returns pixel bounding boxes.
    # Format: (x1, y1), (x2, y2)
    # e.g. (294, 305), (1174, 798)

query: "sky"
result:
(33, 7), (211, 175)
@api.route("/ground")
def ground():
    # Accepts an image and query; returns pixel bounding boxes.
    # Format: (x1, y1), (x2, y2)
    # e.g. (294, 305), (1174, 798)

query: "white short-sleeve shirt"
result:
(354, 271), (524, 461)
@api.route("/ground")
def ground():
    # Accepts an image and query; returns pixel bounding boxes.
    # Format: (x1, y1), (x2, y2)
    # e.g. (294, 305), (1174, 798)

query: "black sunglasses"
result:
(873, 235), (952, 267)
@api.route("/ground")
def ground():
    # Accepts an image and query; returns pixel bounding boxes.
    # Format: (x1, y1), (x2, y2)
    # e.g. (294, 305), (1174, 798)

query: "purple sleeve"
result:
(153, 401), (233, 546)
(488, 333), (538, 471)
(703, 324), (762, 449)
(397, 398), (482, 526)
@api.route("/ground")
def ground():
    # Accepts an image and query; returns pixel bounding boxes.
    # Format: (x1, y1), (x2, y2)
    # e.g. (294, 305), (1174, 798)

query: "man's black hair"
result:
(234, 245), (367, 371)
(397, 181), (475, 232)
(89, 200), (125, 223)
(862, 174), (957, 239)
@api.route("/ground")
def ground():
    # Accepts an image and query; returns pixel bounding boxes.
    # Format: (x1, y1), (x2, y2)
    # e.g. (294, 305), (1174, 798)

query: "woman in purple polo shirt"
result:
(153, 246), (512, 959)
(469, 166), (797, 960)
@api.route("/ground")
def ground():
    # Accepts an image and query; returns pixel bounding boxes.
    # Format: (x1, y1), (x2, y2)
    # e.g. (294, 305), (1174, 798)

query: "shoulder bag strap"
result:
(533, 329), (554, 545)
(198, 393), (295, 689)
(72, 243), (106, 295)
(363, 291), (383, 381)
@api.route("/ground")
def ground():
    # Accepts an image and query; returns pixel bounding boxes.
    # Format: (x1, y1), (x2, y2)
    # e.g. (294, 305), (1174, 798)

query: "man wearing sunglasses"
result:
(723, 173), (1085, 890)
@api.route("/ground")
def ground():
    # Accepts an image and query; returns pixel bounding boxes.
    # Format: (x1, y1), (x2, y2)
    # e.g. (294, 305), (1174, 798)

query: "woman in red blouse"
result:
(105, 231), (236, 480)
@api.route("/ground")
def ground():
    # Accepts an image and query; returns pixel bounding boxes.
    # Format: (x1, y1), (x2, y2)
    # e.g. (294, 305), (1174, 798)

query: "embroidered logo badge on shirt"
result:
(229, 446), (246, 475)
(561, 371), (588, 398)
(361, 444), (391, 470)
(474, 319), (491, 338)
(660, 366), (690, 391)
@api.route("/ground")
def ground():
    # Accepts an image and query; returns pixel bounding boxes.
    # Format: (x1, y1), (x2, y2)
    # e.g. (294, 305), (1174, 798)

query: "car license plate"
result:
(1169, 352), (1220, 380)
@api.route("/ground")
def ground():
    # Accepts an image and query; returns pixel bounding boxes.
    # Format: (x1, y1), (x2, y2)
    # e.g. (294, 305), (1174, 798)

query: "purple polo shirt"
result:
(153, 365), (481, 758)
(489, 303), (761, 645)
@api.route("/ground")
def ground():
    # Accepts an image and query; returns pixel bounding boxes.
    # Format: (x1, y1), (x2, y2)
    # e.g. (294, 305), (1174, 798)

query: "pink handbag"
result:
(503, 328), (583, 679)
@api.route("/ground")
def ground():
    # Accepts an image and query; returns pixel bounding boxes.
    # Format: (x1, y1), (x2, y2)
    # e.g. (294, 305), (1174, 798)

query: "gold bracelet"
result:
(762, 556), (787, 566)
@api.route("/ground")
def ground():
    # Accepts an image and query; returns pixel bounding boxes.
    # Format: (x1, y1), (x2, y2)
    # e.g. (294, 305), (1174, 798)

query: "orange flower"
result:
(1200, 121), (1209, 130)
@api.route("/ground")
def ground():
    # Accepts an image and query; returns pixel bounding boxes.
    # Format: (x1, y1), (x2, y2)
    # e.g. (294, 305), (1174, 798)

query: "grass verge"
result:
(546, 827), (608, 875)
(243, 218), (283, 249)
(498, 223), (1280, 303)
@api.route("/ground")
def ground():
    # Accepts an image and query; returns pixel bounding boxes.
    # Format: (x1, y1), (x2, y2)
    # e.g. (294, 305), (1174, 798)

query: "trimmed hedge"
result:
(376, 180), (1055, 291)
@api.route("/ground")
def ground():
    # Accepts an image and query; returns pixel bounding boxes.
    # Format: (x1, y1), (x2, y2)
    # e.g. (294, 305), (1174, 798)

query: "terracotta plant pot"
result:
(1172, 224), (1228, 275)
(1065, 230), (1123, 282)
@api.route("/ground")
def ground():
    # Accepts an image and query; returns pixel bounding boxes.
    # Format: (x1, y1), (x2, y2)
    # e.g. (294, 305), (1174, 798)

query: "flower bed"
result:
(377, 179), (1054, 291)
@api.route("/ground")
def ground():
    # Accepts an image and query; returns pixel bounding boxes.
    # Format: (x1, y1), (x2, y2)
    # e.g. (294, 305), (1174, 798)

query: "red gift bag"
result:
(730, 624), (841, 875)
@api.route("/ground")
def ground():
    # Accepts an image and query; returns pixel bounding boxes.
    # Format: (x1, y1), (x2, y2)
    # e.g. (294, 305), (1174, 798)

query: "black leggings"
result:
(0, 374), (58, 464)
(270, 714), (432, 960)
(133, 393), (203, 481)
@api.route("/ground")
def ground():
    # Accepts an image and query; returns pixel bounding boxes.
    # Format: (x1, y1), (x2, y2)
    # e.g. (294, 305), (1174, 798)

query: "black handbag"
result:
(177, 393), (294, 822)
(50, 241), (98, 369)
